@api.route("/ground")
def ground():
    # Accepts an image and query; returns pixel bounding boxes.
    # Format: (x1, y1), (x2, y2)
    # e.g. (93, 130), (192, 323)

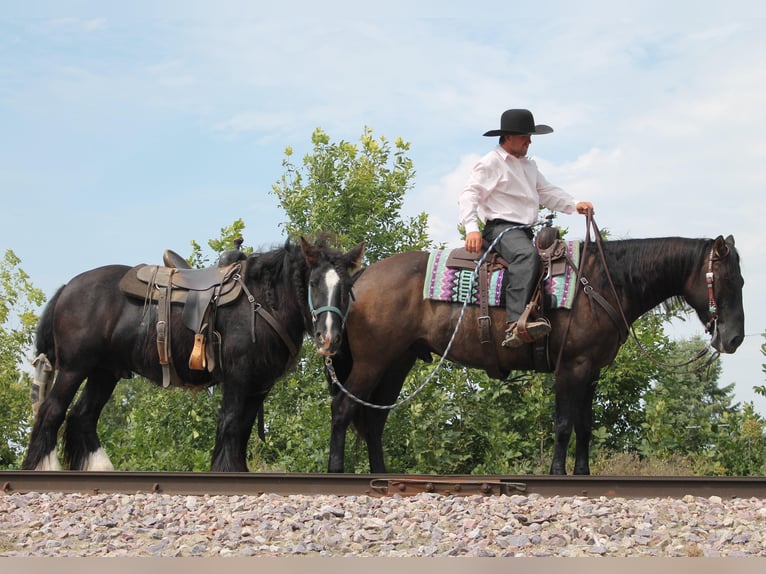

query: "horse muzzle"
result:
(313, 331), (342, 357)
(711, 322), (744, 354)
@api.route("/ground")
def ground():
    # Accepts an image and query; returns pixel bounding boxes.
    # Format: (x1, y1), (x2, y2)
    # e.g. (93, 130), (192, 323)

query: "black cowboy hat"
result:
(483, 109), (553, 136)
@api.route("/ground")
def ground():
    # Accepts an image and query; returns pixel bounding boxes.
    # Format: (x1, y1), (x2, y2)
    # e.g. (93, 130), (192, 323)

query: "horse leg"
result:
(63, 369), (119, 471)
(549, 389), (574, 475)
(22, 368), (87, 470)
(329, 376), (377, 473)
(572, 377), (598, 475)
(363, 353), (416, 473)
(211, 383), (264, 472)
(325, 348), (356, 473)
(234, 393), (265, 467)
(328, 350), (415, 473)
(328, 391), (354, 473)
(550, 366), (598, 475)
(364, 412), (387, 473)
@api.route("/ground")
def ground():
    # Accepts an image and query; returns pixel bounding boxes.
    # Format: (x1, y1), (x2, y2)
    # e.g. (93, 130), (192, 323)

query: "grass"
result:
(590, 450), (697, 476)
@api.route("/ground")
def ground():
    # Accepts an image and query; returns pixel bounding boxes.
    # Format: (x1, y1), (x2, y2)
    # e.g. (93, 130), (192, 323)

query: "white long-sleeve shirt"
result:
(459, 145), (577, 234)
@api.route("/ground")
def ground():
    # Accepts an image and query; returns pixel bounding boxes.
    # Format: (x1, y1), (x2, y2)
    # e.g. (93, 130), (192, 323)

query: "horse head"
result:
(694, 235), (745, 354)
(300, 236), (365, 357)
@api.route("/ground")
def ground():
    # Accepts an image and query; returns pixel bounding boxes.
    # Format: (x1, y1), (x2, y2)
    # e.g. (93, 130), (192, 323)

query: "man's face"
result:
(505, 133), (532, 158)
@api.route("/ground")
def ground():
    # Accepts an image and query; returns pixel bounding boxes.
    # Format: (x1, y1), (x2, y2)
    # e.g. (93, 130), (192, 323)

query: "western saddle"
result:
(119, 240), (249, 388)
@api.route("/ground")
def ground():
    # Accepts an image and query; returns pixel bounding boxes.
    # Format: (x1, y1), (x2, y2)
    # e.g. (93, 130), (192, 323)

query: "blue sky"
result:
(2, 1), (765, 414)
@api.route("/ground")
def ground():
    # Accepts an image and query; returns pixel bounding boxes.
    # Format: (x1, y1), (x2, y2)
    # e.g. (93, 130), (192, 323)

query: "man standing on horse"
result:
(459, 108), (594, 348)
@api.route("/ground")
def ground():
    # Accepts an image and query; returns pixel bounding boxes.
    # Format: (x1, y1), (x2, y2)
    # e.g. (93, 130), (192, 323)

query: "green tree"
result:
(253, 359), (336, 472)
(640, 337), (738, 456)
(382, 367), (554, 474)
(0, 250), (46, 468)
(755, 331), (766, 401)
(692, 403), (765, 475)
(272, 126), (432, 260)
(258, 127), (439, 472)
(98, 382), (221, 471)
(593, 314), (675, 453)
(187, 218), (252, 269)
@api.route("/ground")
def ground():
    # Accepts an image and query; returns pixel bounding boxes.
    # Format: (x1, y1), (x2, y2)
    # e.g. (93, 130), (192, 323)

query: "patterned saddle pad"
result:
(422, 241), (581, 310)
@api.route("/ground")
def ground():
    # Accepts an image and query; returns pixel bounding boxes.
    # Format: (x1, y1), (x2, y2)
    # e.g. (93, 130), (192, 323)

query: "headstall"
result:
(704, 244), (729, 335)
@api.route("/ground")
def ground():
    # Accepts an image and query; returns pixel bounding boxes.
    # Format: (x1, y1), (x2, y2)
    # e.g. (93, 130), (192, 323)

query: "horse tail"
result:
(30, 285), (65, 416)
(35, 285), (65, 363)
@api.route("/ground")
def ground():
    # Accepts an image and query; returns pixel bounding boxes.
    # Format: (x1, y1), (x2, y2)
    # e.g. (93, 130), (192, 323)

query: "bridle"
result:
(704, 245), (727, 336)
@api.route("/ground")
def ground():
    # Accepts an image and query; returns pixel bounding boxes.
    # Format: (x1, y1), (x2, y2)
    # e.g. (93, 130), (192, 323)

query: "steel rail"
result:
(2, 471), (765, 499)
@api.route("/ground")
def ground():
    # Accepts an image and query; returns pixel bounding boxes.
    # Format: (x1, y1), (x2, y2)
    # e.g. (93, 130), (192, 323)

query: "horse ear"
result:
(300, 236), (320, 267)
(713, 235), (730, 258)
(345, 242), (365, 272)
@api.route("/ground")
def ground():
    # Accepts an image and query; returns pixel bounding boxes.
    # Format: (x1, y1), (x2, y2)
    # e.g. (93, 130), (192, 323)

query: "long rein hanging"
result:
(324, 219), (555, 411)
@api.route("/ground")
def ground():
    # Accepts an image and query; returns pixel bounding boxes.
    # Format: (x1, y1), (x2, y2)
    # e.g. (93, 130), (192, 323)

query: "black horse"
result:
(326, 233), (745, 474)
(23, 236), (364, 472)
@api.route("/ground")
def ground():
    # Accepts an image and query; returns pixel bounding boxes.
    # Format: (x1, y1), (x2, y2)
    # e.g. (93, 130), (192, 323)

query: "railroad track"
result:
(2, 471), (765, 499)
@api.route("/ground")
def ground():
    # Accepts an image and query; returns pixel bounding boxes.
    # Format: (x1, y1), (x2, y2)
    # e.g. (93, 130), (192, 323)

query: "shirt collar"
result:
(495, 145), (526, 161)
(495, 145), (510, 159)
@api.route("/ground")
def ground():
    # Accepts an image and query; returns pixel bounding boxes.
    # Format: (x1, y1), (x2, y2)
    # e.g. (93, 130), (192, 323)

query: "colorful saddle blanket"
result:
(423, 241), (581, 310)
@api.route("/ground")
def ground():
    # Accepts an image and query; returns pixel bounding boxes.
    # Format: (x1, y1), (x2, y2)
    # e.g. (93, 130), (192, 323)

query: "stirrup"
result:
(502, 323), (525, 348)
(517, 319), (551, 342)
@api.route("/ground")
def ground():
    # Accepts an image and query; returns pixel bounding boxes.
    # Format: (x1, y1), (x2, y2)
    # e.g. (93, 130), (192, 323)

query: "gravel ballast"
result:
(2, 491), (765, 557)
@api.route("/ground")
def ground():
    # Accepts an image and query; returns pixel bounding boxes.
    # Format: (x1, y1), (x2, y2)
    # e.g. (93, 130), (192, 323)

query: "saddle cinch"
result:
(446, 225), (574, 375)
(118, 242), (247, 388)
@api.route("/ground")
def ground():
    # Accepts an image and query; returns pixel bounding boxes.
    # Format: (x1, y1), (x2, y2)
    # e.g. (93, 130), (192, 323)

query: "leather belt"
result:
(486, 219), (524, 226)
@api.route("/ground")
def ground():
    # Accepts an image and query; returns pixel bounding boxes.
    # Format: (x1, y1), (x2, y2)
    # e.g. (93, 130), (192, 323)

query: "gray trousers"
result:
(482, 221), (539, 324)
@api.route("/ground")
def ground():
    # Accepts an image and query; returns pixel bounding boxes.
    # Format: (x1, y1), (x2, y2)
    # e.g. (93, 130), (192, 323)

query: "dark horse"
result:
(23, 236), (364, 472)
(326, 232), (744, 474)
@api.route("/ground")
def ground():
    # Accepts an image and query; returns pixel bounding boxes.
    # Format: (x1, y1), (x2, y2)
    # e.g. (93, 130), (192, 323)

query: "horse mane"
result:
(604, 236), (713, 316)
(245, 239), (307, 312)
(243, 232), (346, 311)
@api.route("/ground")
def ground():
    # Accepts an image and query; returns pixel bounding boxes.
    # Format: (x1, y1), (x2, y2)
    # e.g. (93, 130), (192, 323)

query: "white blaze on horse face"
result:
(316, 268), (342, 355)
(36, 449), (62, 471)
